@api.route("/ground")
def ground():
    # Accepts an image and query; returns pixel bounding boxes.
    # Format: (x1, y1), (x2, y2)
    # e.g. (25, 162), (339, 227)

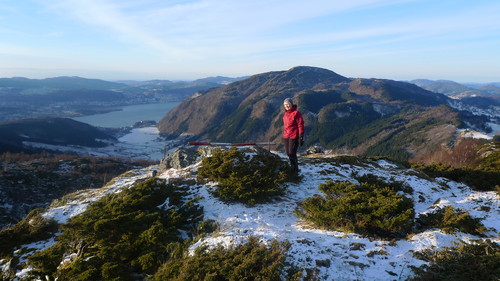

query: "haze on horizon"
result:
(1, 0), (499, 83)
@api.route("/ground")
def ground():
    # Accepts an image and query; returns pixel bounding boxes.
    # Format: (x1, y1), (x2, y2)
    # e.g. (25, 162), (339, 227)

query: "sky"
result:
(0, 0), (499, 82)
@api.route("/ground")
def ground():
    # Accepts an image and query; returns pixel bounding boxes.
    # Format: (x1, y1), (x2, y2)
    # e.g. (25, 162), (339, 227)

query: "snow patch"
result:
(7, 153), (499, 281)
(23, 126), (174, 160)
(458, 129), (493, 140)
(172, 156), (498, 281)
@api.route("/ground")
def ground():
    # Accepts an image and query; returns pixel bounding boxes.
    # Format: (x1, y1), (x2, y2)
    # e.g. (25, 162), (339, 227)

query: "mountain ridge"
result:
(158, 66), (489, 162)
(158, 67), (352, 141)
(0, 76), (126, 90)
(0, 118), (116, 154)
(410, 79), (500, 108)
(0, 76), (240, 123)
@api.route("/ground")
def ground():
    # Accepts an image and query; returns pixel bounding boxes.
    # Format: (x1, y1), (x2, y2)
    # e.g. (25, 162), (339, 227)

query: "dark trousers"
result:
(283, 138), (299, 171)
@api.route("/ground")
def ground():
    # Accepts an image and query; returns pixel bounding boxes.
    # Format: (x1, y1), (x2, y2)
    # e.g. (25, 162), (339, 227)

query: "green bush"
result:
(416, 205), (487, 235)
(198, 147), (292, 205)
(410, 240), (500, 281)
(28, 243), (68, 279)
(28, 178), (203, 280)
(412, 162), (500, 192)
(0, 208), (59, 258)
(295, 178), (415, 239)
(356, 173), (413, 193)
(479, 147), (499, 172)
(152, 237), (299, 281)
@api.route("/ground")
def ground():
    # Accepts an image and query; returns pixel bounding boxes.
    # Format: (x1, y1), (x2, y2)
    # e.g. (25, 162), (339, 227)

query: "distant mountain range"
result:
(410, 79), (500, 108)
(0, 76), (245, 122)
(1, 69), (498, 161)
(0, 76), (124, 90)
(0, 75), (247, 155)
(159, 66), (498, 162)
(410, 79), (500, 93)
(0, 76), (246, 90)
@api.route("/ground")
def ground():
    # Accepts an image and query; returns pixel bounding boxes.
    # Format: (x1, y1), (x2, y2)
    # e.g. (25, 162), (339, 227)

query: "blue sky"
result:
(1, 0), (499, 82)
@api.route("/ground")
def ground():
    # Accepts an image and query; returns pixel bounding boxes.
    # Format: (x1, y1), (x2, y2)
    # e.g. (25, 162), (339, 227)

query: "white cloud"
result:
(32, 0), (423, 58)
(35, 0), (189, 57)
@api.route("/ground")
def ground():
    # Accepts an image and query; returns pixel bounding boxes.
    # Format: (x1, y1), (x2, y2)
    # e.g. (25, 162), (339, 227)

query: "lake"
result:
(72, 102), (180, 128)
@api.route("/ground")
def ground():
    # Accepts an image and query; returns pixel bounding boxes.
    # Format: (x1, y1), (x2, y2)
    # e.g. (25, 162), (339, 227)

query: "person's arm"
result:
(297, 112), (304, 145)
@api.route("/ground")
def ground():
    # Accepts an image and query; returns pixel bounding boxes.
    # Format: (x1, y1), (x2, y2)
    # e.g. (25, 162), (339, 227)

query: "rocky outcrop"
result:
(159, 145), (274, 171)
(159, 148), (199, 170)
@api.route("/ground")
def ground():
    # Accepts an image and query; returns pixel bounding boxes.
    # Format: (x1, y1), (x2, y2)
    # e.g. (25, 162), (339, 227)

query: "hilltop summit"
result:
(158, 66), (474, 162)
(2, 149), (498, 280)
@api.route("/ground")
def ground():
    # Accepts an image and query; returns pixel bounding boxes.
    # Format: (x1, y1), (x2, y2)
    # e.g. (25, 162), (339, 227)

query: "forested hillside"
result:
(159, 66), (494, 162)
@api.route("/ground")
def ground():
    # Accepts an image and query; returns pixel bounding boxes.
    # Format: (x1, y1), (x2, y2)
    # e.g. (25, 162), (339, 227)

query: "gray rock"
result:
(159, 148), (199, 170)
(306, 145), (324, 154)
(196, 146), (223, 158)
(159, 145), (273, 171)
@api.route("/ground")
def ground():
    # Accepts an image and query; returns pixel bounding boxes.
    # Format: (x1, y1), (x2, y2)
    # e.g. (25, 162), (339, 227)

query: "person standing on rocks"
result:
(282, 98), (304, 173)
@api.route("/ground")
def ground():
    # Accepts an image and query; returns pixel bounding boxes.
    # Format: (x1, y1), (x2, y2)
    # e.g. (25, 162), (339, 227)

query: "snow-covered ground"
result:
(4, 151), (498, 281)
(458, 129), (495, 140)
(184, 156), (499, 281)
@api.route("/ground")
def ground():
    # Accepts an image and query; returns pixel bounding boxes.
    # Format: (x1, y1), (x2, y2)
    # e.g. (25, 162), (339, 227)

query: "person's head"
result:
(283, 98), (293, 110)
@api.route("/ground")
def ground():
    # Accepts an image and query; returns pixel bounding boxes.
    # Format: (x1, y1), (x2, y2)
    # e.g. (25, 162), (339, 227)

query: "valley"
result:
(0, 66), (498, 280)
(1, 67), (498, 161)
(0, 76), (241, 123)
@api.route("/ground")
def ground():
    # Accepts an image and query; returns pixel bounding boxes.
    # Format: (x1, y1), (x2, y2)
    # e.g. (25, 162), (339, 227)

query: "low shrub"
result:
(412, 162), (500, 192)
(368, 155), (411, 168)
(410, 239), (500, 281)
(478, 145), (499, 172)
(27, 178), (203, 280)
(356, 173), (413, 193)
(152, 237), (300, 281)
(416, 205), (487, 235)
(0, 208), (59, 258)
(295, 178), (415, 239)
(198, 147), (292, 205)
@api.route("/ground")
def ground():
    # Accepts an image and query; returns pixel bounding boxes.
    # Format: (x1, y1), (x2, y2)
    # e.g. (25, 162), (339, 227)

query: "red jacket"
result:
(283, 105), (304, 139)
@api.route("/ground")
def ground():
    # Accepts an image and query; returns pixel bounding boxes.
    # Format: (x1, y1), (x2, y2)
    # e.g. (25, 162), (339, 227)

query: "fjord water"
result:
(72, 102), (179, 128)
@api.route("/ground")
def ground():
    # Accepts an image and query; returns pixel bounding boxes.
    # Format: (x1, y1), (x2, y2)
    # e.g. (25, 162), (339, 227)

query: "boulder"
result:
(159, 145), (273, 171)
(159, 148), (199, 170)
(305, 145), (324, 154)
